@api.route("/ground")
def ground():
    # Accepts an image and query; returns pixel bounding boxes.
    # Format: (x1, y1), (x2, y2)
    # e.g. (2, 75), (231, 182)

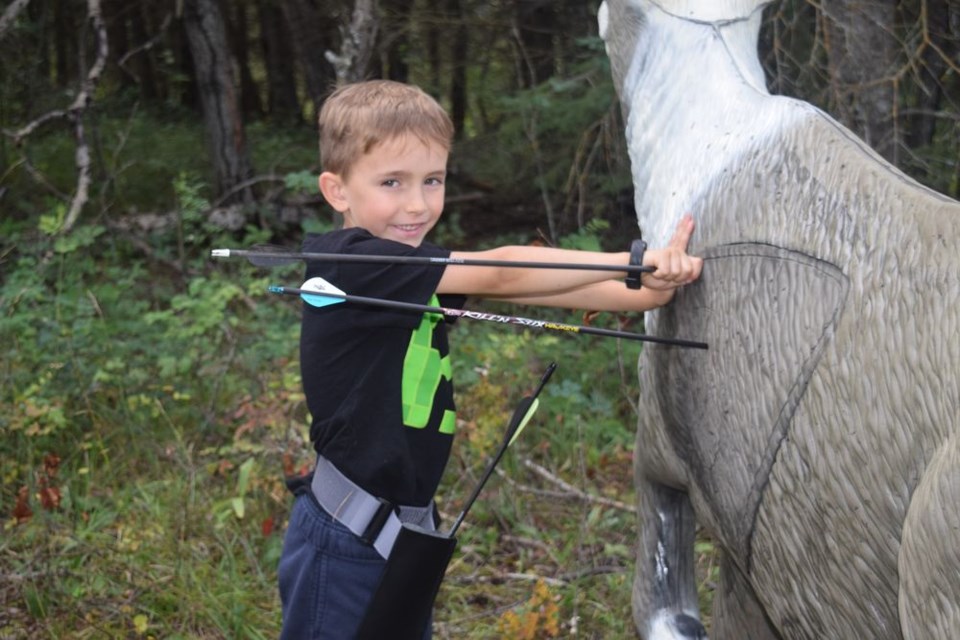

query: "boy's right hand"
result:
(640, 214), (703, 291)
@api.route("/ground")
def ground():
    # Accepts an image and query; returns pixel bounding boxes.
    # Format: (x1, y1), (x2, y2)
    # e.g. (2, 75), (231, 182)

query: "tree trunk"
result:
(280, 0), (337, 116)
(380, 0), (415, 81)
(175, 16), (199, 110)
(325, 0), (378, 85)
(27, 0), (49, 93)
(446, 0), (467, 138)
(425, 2), (441, 94)
(514, 0), (555, 88)
(53, 0), (73, 87)
(182, 0), (255, 204)
(258, 0), (301, 124)
(104, 0), (133, 90)
(0, 0), (32, 41)
(904, 0), (950, 151)
(129, 0), (160, 101)
(822, 0), (900, 162)
(229, 0), (264, 120)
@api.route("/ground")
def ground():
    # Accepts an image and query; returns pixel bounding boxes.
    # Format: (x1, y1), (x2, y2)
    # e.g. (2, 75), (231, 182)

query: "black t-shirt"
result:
(299, 228), (466, 506)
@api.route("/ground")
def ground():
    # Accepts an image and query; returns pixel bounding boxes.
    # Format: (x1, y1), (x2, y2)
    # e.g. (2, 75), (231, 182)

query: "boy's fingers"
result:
(643, 252), (703, 288)
(668, 214), (695, 249)
(640, 214), (703, 288)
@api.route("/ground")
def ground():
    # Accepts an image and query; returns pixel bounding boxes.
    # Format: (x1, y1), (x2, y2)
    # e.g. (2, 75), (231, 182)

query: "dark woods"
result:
(1, 0), (959, 240)
(0, 4), (958, 635)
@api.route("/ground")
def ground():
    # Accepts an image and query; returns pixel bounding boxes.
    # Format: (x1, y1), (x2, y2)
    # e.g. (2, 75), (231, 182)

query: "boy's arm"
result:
(491, 279), (676, 312)
(435, 245), (632, 298)
(435, 215), (702, 309)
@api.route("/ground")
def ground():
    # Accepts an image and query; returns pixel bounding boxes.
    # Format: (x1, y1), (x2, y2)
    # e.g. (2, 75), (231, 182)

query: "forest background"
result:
(2, 0), (958, 638)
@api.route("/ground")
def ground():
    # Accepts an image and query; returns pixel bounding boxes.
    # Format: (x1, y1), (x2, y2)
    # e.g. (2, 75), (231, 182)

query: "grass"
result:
(0, 102), (715, 637)
(1, 241), (697, 638)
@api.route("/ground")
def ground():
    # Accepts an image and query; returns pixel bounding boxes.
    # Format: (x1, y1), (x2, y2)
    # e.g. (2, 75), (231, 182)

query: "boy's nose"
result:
(404, 188), (429, 214)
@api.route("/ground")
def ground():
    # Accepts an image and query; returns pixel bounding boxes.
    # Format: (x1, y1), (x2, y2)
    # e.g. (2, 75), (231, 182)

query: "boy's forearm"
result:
(438, 239), (701, 302)
(495, 280), (675, 312)
(439, 245), (631, 297)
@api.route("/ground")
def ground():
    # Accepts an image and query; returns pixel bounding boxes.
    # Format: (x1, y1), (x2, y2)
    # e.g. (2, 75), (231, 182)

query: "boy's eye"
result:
(381, 179), (399, 187)
(425, 177), (444, 186)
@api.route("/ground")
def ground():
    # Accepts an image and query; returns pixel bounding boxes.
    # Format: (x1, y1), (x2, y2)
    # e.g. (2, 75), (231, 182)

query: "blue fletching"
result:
(301, 292), (344, 308)
(299, 277), (347, 308)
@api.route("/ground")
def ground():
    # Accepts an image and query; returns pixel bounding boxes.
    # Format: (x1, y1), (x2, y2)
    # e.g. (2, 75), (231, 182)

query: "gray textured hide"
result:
(599, 1), (960, 639)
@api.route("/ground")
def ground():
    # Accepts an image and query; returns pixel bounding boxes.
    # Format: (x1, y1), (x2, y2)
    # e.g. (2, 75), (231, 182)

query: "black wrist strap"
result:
(625, 239), (647, 289)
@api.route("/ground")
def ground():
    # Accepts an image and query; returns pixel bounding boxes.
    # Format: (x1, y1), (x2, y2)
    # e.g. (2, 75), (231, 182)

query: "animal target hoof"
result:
(675, 614), (708, 639)
(648, 612), (708, 640)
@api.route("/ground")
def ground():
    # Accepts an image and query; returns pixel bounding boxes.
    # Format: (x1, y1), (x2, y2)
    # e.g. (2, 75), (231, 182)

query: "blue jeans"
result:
(278, 494), (433, 639)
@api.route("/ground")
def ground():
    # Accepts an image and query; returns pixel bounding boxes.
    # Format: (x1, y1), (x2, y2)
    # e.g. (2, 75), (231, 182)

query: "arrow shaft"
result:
(449, 362), (557, 536)
(270, 285), (708, 349)
(214, 247), (655, 275)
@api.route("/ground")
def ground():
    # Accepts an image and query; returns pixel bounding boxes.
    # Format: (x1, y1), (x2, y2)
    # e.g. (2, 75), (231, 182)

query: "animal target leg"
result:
(633, 481), (707, 640)
(899, 432), (960, 640)
(711, 552), (781, 640)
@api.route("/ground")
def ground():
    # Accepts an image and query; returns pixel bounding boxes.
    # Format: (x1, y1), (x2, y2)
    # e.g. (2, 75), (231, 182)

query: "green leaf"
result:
(231, 497), (245, 519)
(283, 170), (316, 194)
(38, 203), (66, 235)
(133, 614), (149, 634)
(53, 225), (106, 254)
(236, 457), (255, 496)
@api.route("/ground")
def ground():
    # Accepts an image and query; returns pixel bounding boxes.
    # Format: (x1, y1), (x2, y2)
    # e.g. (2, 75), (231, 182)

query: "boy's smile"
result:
(319, 134), (449, 247)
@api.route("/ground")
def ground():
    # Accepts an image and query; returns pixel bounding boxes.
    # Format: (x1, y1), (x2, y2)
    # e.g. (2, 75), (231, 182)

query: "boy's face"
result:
(320, 133), (448, 247)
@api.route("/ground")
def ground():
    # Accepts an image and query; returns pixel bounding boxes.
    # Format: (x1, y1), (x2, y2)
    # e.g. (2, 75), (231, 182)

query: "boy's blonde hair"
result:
(319, 80), (454, 178)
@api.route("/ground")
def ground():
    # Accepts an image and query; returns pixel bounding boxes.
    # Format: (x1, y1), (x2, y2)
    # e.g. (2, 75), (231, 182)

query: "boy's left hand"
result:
(640, 214), (703, 290)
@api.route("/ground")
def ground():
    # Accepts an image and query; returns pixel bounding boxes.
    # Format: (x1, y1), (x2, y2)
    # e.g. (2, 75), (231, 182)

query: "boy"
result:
(278, 79), (702, 639)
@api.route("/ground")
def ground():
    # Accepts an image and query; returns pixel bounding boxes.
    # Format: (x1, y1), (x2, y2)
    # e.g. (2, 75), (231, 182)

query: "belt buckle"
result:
(359, 497), (396, 546)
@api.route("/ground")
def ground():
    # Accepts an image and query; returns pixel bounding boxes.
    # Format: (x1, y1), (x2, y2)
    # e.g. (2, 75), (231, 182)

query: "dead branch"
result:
(209, 174), (285, 209)
(502, 534), (562, 566)
(502, 458), (637, 513)
(0, 0), (31, 41)
(2, 0), (109, 234)
(325, 0), (379, 85)
(117, 12), (173, 82)
(6, 109), (69, 143)
(447, 570), (567, 588)
(105, 223), (186, 275)
(62, 0), (109, 233)
(446, 565), (627, 590)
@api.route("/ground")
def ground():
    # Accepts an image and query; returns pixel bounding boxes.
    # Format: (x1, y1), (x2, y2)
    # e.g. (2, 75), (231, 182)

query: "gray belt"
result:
(310, 455), (436, 559)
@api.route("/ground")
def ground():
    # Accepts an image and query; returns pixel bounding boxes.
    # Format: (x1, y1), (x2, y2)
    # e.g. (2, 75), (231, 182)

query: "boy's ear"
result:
(318, 172), (349, 212)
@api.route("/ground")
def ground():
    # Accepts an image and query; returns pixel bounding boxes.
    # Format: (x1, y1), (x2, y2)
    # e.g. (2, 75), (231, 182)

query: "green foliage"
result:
(282, 170), (317, 195)
(0, 202), (682, 637)
(0, 106), (321, 221)
(5, 3), (957, 633)
(37, 202), (67, 236)
(246, 123), (319, 177)
(174, 171), (211, 219)
(558, 218), (610, 252)
(0, 126), (708, 640)
(1, 204), (311, 637)
(454, 37), (633, 242)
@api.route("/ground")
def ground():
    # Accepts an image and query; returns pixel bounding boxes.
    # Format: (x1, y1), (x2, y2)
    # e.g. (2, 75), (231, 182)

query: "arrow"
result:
(354, 363), (557, 640)
(268, 277), (709, 350)
(213, 245), (656, 275)
(448, 362), (557, 536)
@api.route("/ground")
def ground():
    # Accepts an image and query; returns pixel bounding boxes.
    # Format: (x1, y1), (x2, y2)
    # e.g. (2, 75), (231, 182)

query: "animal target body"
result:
(599, 1), (960, 638)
